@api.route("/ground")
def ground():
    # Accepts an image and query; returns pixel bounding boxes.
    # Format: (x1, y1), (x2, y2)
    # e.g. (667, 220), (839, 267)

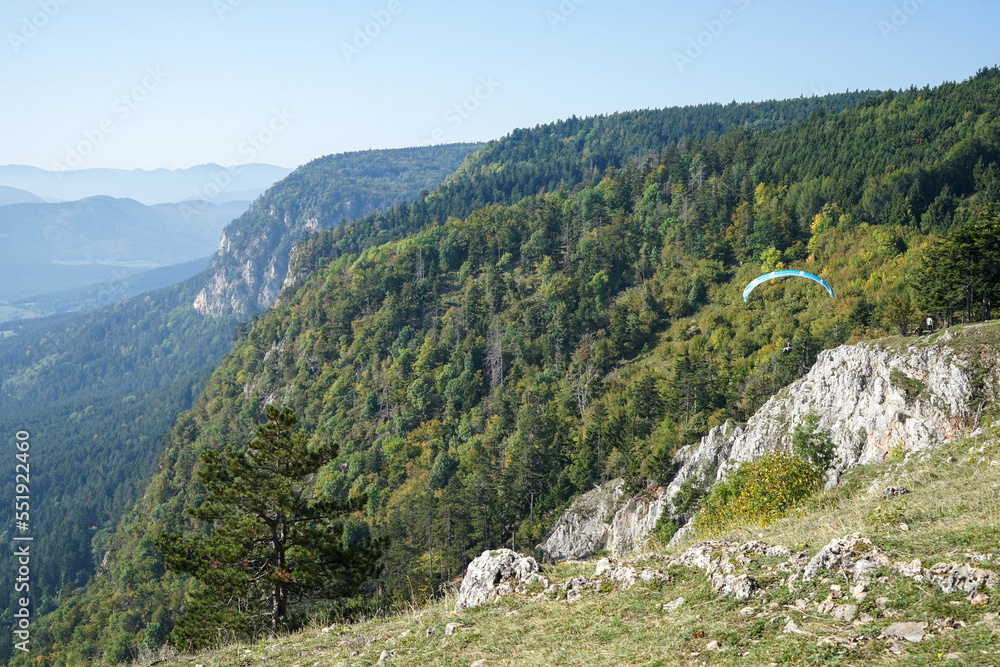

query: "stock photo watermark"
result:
(672, 0), (752, 73)
(546, 0), (588, 31)
(13, 430), (33, 654)
(341, 1), (403, 63)
(8, 0), (71, 54)
(52, 66), (168, 172)
(214, 0), (244, 21)
(181, 107), (294, 221)
(423, 76), (501, 144)
(82, 268), (134, 310)
(877, 0), (930, 40)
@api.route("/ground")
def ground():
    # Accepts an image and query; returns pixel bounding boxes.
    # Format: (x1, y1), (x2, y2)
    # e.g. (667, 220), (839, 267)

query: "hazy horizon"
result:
(1, 0), (996, 172)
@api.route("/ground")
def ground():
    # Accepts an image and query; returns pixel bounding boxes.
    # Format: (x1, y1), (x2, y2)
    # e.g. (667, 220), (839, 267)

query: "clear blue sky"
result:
(1, 0), (997, 171)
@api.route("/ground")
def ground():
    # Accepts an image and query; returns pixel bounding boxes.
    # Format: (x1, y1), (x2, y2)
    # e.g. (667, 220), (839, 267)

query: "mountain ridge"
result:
(0, 195), (246, 306)
(0, 163), (292, 206)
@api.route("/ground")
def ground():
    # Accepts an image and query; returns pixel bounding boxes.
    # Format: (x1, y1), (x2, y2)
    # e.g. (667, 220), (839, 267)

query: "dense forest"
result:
(11, 68), (1000, 665)
(284, 91), (878, 276)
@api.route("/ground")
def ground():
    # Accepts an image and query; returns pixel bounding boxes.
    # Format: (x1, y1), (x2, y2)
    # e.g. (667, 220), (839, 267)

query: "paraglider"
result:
(742, 270), (835, 303)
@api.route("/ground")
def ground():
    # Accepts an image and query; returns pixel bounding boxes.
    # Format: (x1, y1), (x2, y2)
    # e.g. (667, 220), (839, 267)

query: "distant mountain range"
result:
(0, 185), (46, 206)
(0, 163), (293, 205)
(0, 195), (247, 304)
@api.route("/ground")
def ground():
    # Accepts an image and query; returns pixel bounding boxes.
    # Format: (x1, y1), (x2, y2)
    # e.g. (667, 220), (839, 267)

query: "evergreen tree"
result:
(155, 405), (382, 648)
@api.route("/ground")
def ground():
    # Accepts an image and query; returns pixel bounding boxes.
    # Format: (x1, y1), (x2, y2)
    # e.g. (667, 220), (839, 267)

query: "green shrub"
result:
(864, 500), (906, 528)
(104, 633), (131, 664)
(672, 476), (706, 514)
(890, 368), (925, 401)
(693, 451), (822, 536)
(654, 515), (680, 545)
(791, 410), (836, 473)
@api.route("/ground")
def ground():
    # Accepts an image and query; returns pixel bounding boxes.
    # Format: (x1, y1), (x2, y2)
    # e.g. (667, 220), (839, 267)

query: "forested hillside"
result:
(15, 70), (1000, 665)
(0, 277), (236, 664)
(284, 92), (877, 276)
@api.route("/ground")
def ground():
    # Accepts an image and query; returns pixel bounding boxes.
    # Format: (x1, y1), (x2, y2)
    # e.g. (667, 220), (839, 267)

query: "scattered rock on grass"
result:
(711, 572), (755, 600)
(663, 597), (685, 613)
(802, 534), (890, 583)
(881, 621), (927, 642)
(831, 604), (858, 622)
(594, 557), (671, 590)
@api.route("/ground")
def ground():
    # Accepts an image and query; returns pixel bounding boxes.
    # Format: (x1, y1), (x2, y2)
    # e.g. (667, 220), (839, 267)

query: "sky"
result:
(1, 0), (997, 172)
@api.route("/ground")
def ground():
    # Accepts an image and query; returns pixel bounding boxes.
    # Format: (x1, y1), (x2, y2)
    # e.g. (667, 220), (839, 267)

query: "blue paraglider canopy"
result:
(742, 270), (834, 303)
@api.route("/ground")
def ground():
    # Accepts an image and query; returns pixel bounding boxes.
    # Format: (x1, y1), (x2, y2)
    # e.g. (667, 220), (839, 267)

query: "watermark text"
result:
(13, 430), (33, 654)
(53, 66), (168, 172)
(8, 0), (71, 54)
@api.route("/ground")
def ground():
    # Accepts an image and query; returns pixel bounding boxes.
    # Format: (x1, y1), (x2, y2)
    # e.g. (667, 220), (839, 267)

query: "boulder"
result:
(453, 549), (543, 612)
(802, 534), (890, 583)
(711, 572), (755, 600)
(594, 557), (671, 590)
(882, 621), (927, 642)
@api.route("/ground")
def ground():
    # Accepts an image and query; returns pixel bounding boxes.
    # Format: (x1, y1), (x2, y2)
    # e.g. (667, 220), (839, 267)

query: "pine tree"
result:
(155, 405), (382, 648)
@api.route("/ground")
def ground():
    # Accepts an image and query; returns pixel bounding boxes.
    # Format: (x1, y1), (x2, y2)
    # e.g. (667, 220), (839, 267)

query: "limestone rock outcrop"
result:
(194, 205), (304, 317)
(800, 533), (1000, 598)
(537, 479), (622, 562)
(542, 335), (997, 559)
(453, 549), (544, 612)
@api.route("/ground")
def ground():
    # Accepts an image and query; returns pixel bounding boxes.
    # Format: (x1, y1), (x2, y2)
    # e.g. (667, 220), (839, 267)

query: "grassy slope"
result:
(143, 332), (1000, 667)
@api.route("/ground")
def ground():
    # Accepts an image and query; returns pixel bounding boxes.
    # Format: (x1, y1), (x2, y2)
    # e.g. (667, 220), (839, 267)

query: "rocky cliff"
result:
(193, 145), (479, 318)
(540, 329), (999, 561)
(193, 204), (315, 317)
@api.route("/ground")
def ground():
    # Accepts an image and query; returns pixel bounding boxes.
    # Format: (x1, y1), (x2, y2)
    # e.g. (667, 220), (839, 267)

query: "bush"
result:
(104, 633), (131, 664)
(654, 514), (680, 545)
(671, 476), (705, 515)
(694, 451), (822, 536)
(791, 410), (836, 473)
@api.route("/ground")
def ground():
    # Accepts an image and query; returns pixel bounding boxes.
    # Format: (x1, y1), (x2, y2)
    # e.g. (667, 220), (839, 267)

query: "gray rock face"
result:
(453, 549), (543, 612)
(193, 204), (299, 317)
(543, 338), (991, 559)
(607, 483), (674, 558)
(537, 479), (622, 562)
